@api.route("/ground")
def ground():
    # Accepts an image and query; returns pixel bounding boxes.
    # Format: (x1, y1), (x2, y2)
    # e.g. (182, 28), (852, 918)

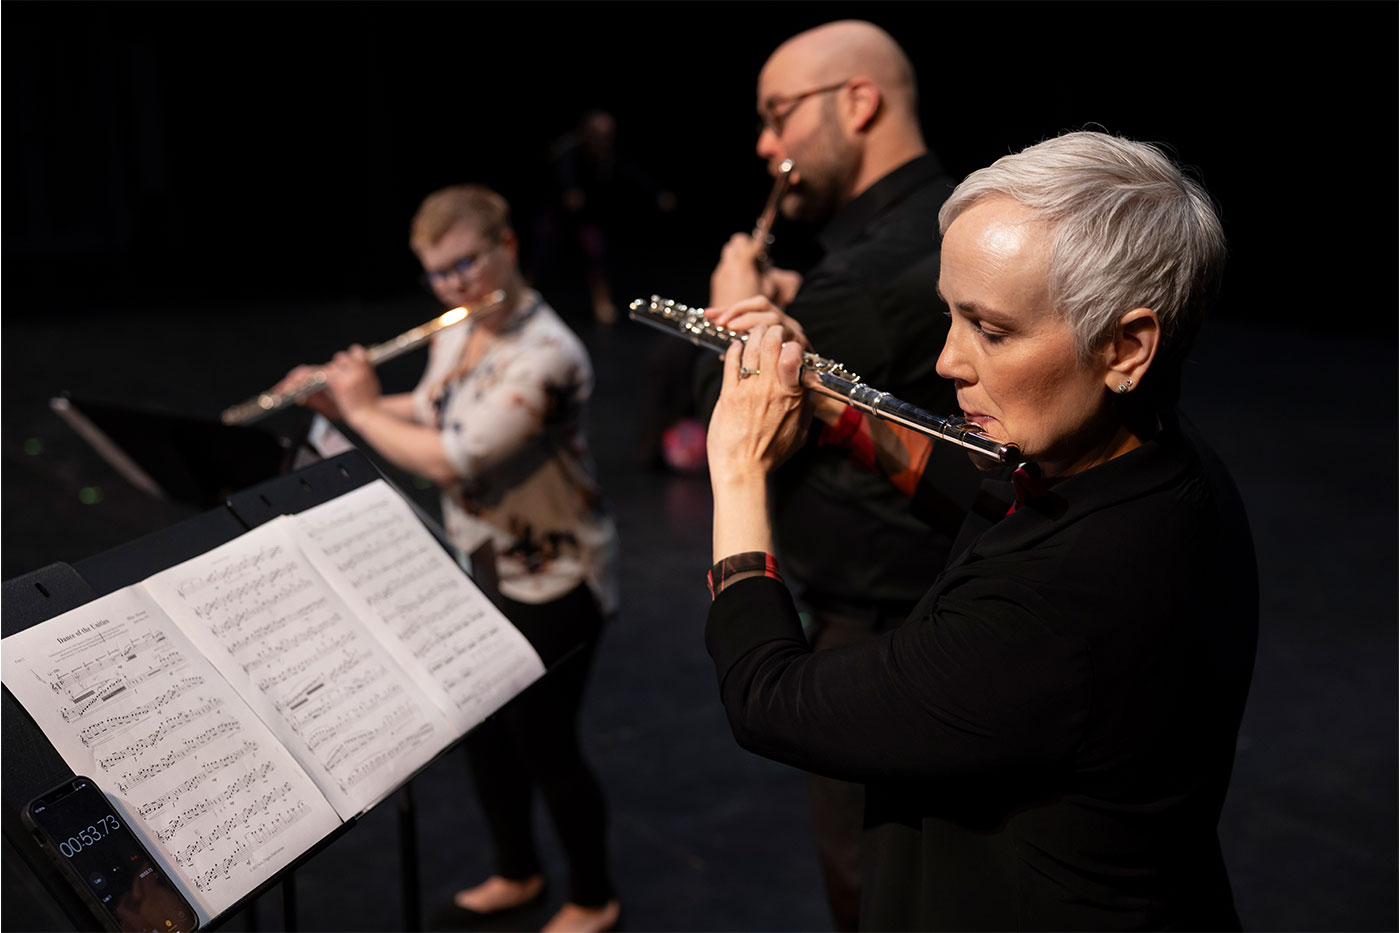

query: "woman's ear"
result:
(1104, 308), (1160, 395)
(500, 228), (519, 258)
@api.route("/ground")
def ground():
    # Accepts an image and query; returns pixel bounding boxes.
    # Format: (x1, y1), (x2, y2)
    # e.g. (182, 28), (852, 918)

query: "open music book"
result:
(0, 479), (545, 926)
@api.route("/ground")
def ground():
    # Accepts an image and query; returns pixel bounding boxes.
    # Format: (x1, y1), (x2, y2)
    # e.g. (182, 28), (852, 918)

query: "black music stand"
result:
(2, 564), (100, 933)
(49, 394), (302, 510)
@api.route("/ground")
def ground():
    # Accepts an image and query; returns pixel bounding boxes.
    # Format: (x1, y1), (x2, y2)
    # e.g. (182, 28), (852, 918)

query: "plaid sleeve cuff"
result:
(707, 551), (783, 599)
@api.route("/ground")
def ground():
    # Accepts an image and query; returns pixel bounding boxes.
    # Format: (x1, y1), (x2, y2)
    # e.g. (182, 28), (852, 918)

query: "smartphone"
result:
(22, 776), (199, 932)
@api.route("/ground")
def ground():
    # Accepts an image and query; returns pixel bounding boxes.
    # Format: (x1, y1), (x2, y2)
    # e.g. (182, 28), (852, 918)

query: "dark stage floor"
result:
(2, 280), (1396, 932)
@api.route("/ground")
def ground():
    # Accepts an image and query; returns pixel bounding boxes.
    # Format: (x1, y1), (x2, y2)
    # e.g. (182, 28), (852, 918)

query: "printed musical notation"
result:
(341, 721), (438, 791)
(98, 698), (226, 771)
(137, 742), (261, 820)
(142, 518), (450, 818)
(290, 480), (544, 732)
(78, 676), (204, 746)
(298, 675), (403, 751)
(41, 624), (186, 724)
(191, 795), (316, 894)
(111, 718), (244, 794)
(153, 760), (272, 843)
(0, 586), (342, 924)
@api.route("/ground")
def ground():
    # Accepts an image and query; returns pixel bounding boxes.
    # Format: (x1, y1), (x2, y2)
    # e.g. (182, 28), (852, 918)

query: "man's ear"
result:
(1103, 308), (1161, 394)
(844, 77), (881, 133)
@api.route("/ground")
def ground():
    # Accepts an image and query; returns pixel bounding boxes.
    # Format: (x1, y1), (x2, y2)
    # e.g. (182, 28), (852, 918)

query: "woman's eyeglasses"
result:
(422, 250), (488, 288)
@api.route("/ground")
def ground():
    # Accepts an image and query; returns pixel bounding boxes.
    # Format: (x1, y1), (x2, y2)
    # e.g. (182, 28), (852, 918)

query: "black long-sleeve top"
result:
(706, 417), (1258, 930)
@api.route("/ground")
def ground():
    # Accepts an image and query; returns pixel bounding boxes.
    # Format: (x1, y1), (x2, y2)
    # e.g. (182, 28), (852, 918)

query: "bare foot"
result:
(454, 874), (545, 913)
(541, 898), (621, 932)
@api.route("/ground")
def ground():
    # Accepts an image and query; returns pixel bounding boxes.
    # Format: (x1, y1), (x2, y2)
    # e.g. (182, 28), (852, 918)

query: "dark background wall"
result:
(5, 1), (1394, 330)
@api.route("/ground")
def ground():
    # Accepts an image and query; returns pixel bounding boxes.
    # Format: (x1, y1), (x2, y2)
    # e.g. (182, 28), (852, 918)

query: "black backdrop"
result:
(5, 0), (1395, 328)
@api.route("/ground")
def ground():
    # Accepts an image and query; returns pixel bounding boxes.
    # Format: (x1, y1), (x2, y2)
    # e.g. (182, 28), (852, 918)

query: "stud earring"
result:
(1117, 378), (1133, 394)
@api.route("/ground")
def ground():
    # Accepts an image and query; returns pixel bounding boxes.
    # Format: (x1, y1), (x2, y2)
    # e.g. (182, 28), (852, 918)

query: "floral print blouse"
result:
(412, 290), (618, 614)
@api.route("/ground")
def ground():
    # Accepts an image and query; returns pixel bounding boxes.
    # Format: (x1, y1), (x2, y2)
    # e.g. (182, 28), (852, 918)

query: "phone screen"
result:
(25, 777), (199, 932)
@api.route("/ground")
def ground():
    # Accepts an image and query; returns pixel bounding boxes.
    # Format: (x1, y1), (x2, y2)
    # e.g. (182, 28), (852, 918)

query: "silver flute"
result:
(751, 159), (794, 266)
(220, 289), (508, 426)
(628, 296), (1020, 464)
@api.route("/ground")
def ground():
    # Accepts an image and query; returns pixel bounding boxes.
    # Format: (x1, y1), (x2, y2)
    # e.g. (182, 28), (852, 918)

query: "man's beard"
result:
(780, 114), (860, 225)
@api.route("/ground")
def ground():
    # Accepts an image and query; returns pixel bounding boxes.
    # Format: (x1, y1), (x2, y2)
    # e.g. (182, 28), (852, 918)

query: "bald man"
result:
(700, 20), (982, 931)
(710, 20), (932, 306)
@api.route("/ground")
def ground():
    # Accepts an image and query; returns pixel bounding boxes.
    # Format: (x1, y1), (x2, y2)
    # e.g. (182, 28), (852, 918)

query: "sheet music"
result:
(140, 519), (452, 818)
(0, 587), (342, 924)
(286, 480), (544, 733)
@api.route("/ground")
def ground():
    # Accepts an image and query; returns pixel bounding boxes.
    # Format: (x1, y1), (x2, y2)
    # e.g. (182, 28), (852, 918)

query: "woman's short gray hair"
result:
(939, 131), (1226, 364)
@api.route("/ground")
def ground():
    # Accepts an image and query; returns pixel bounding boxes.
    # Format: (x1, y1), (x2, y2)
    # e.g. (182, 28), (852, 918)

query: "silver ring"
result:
(739, 367), (760, 379)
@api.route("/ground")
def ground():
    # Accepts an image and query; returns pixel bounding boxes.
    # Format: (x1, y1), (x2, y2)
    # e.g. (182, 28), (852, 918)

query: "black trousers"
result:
(464, 582), (615, 907)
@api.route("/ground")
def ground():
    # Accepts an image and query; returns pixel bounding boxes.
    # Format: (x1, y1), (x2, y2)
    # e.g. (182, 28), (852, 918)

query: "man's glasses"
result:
(758, 80), (850, 137)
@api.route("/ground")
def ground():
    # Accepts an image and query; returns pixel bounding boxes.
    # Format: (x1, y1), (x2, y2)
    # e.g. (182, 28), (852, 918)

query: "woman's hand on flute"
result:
(274, 363), (342, 421)
(707, 324), (809, 561)
(703, 298), (851, 426)
(321, 345), (383, 422)
(705, 296), (811, 351)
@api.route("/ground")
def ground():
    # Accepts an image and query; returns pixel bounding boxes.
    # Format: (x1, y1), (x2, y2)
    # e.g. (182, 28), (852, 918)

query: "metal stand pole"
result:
(281, 874), (297, 932)
(399, 784), (421, 930)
